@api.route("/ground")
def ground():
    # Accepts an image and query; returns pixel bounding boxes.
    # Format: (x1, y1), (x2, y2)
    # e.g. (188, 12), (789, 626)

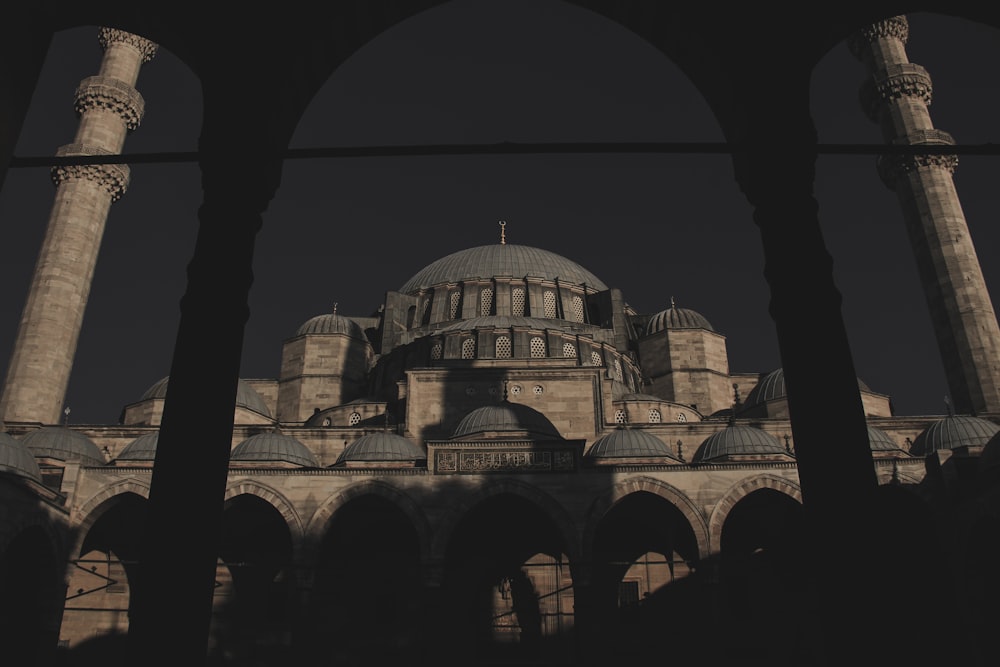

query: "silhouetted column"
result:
(126, 120), (282, 661)
(0, 28), (156, 426)
(731, 70), (881, 661)
(849, 15), (1000, 415)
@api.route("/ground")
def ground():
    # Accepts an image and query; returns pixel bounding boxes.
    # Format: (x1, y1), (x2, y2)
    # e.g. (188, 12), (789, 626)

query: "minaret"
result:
(849, 16), (1000, 416)
(0, 28), (157, 426)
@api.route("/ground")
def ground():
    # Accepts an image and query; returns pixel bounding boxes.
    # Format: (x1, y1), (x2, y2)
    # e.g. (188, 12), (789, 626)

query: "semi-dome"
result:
(586, 428), (680, 460)
(140, 376), (273, 418)
(0, 432), (42, 481)
(692, 424), (787, 463)
(117, 432), (159, 462)
(294, 311), (367, 339)
(741, 367), (871, 411)
(21, 426), (105, 466)
(909, 415), (1000, 457)
(399, 243), (608, 293)
(231, 431), (318, 467)
(452, 401), (561, 439)
(335, 432), (425, 464)
(644, 301), (714, 334)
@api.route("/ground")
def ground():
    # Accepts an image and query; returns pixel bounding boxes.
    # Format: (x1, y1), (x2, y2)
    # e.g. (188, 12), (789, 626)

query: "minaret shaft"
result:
(851, 16), (1000, 415)
(0, 28), (156, 425)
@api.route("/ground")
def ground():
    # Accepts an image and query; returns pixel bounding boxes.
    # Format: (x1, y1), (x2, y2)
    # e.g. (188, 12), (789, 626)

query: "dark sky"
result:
(1, 3), (998, 424)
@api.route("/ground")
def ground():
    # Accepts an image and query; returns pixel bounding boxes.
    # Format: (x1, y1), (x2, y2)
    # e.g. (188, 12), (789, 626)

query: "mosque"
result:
(1, 8), (1000, 667)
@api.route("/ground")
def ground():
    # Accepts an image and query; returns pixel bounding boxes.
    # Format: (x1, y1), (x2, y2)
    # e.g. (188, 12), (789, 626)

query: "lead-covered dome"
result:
(0, 432), (42, 481)
(231, 431), (318, 467)
(140, 376), (272, 418)
(867, 425), (906, 453)
(692, 424), (787, 463)
(21, 426), (105, 466)
(741, 367), (871, 412)
(399, 243), (607, 293)
(909, 415), (1000, 457)
(295, 312), (367, 339)
(117, 432), (159, 462)
(453, 402), (561, 439)
(335, 432), (425, 464)
(644, 301), (714, 334)
(587, 428), (680, 460)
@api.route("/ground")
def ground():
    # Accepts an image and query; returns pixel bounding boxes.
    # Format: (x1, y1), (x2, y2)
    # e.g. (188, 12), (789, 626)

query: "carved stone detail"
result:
(848, 15), (909, 58)
(50, 144), (130, 201)
(98, 27), (158, 62)
(859, 63), (932, 121)
(74, 76), (146, 129)
(876, 144), (958, 190)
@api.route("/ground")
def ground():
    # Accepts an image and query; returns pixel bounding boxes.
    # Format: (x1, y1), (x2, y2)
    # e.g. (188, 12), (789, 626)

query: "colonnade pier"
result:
(1, 5), (1000, 666)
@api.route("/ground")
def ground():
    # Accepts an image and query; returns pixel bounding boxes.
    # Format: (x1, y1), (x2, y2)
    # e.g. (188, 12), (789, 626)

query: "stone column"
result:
(850, 15), (1000, 416)
(0, 28), (157, 426)
(125, 107), (282, 661)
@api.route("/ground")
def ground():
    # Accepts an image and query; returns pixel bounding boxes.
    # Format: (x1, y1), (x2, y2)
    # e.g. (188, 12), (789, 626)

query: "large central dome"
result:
(399, 243), (608, 293)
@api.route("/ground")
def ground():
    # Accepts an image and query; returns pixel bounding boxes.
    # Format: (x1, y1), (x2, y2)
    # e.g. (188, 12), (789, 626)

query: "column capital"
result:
(74, 75), (146, 130)
(98, 27), (158, 62)
(847, 15), (909, 59)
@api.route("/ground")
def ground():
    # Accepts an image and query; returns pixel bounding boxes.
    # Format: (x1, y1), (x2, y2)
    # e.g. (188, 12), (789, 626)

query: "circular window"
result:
(533, 385), (544, 396)
(465, 386), (477, 396)
(510, 384), (523, 396)
(677, 412), (687, 423)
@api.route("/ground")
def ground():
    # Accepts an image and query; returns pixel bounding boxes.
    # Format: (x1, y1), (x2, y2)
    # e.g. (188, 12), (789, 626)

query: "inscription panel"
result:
(434, 448), (577, 473)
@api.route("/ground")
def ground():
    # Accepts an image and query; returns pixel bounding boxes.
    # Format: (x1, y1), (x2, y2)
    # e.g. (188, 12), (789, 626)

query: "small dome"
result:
(399, 243), (608, 293)
(231, 431), (318, 467)
(693, 424), (786, 463)
(741, 367), (871, 412)
(117, 432), (159, 462)
(140, 376), (272, 418)
(294, 312), (367, 339)
(867, 426), (905, 453)
(452, 402), (561, 439)
(587, 428), (679, 460)
(0, 432), (42, 481)
(909, 415), (1000, 457)
(644, 302), (714, 334)
(21, 426), (105, 466)
(335, 432), (425, 464)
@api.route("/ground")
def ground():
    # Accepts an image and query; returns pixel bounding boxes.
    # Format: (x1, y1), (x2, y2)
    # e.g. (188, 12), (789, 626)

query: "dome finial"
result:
(332, 302), (338, 315)
(499, 220), (507, 245)
(670, 296), (676, 309)
(944, 394), (953, 416)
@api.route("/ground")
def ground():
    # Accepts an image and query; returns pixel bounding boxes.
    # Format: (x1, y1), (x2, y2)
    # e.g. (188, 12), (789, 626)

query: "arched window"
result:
(349, 412), (361, 426)
(614, 359), (623, 382)
(422, 297), (432, 325)
(461, 338), (476, 359)
(571, 295), (585, 323)
(449, 290), (462, 319)
(512, 287), (526, 316)
(648, 409), (662, 423)
(530, 337), (546, 358)
(480, 287), (494, 316)
(614, 409), (626, 424)
(562, 342), (576, 358)
(430, 341), (443, 360)
(543, 290), (557, 318)
(496, 335), (512, 358)
(591, 351), (603, 367)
